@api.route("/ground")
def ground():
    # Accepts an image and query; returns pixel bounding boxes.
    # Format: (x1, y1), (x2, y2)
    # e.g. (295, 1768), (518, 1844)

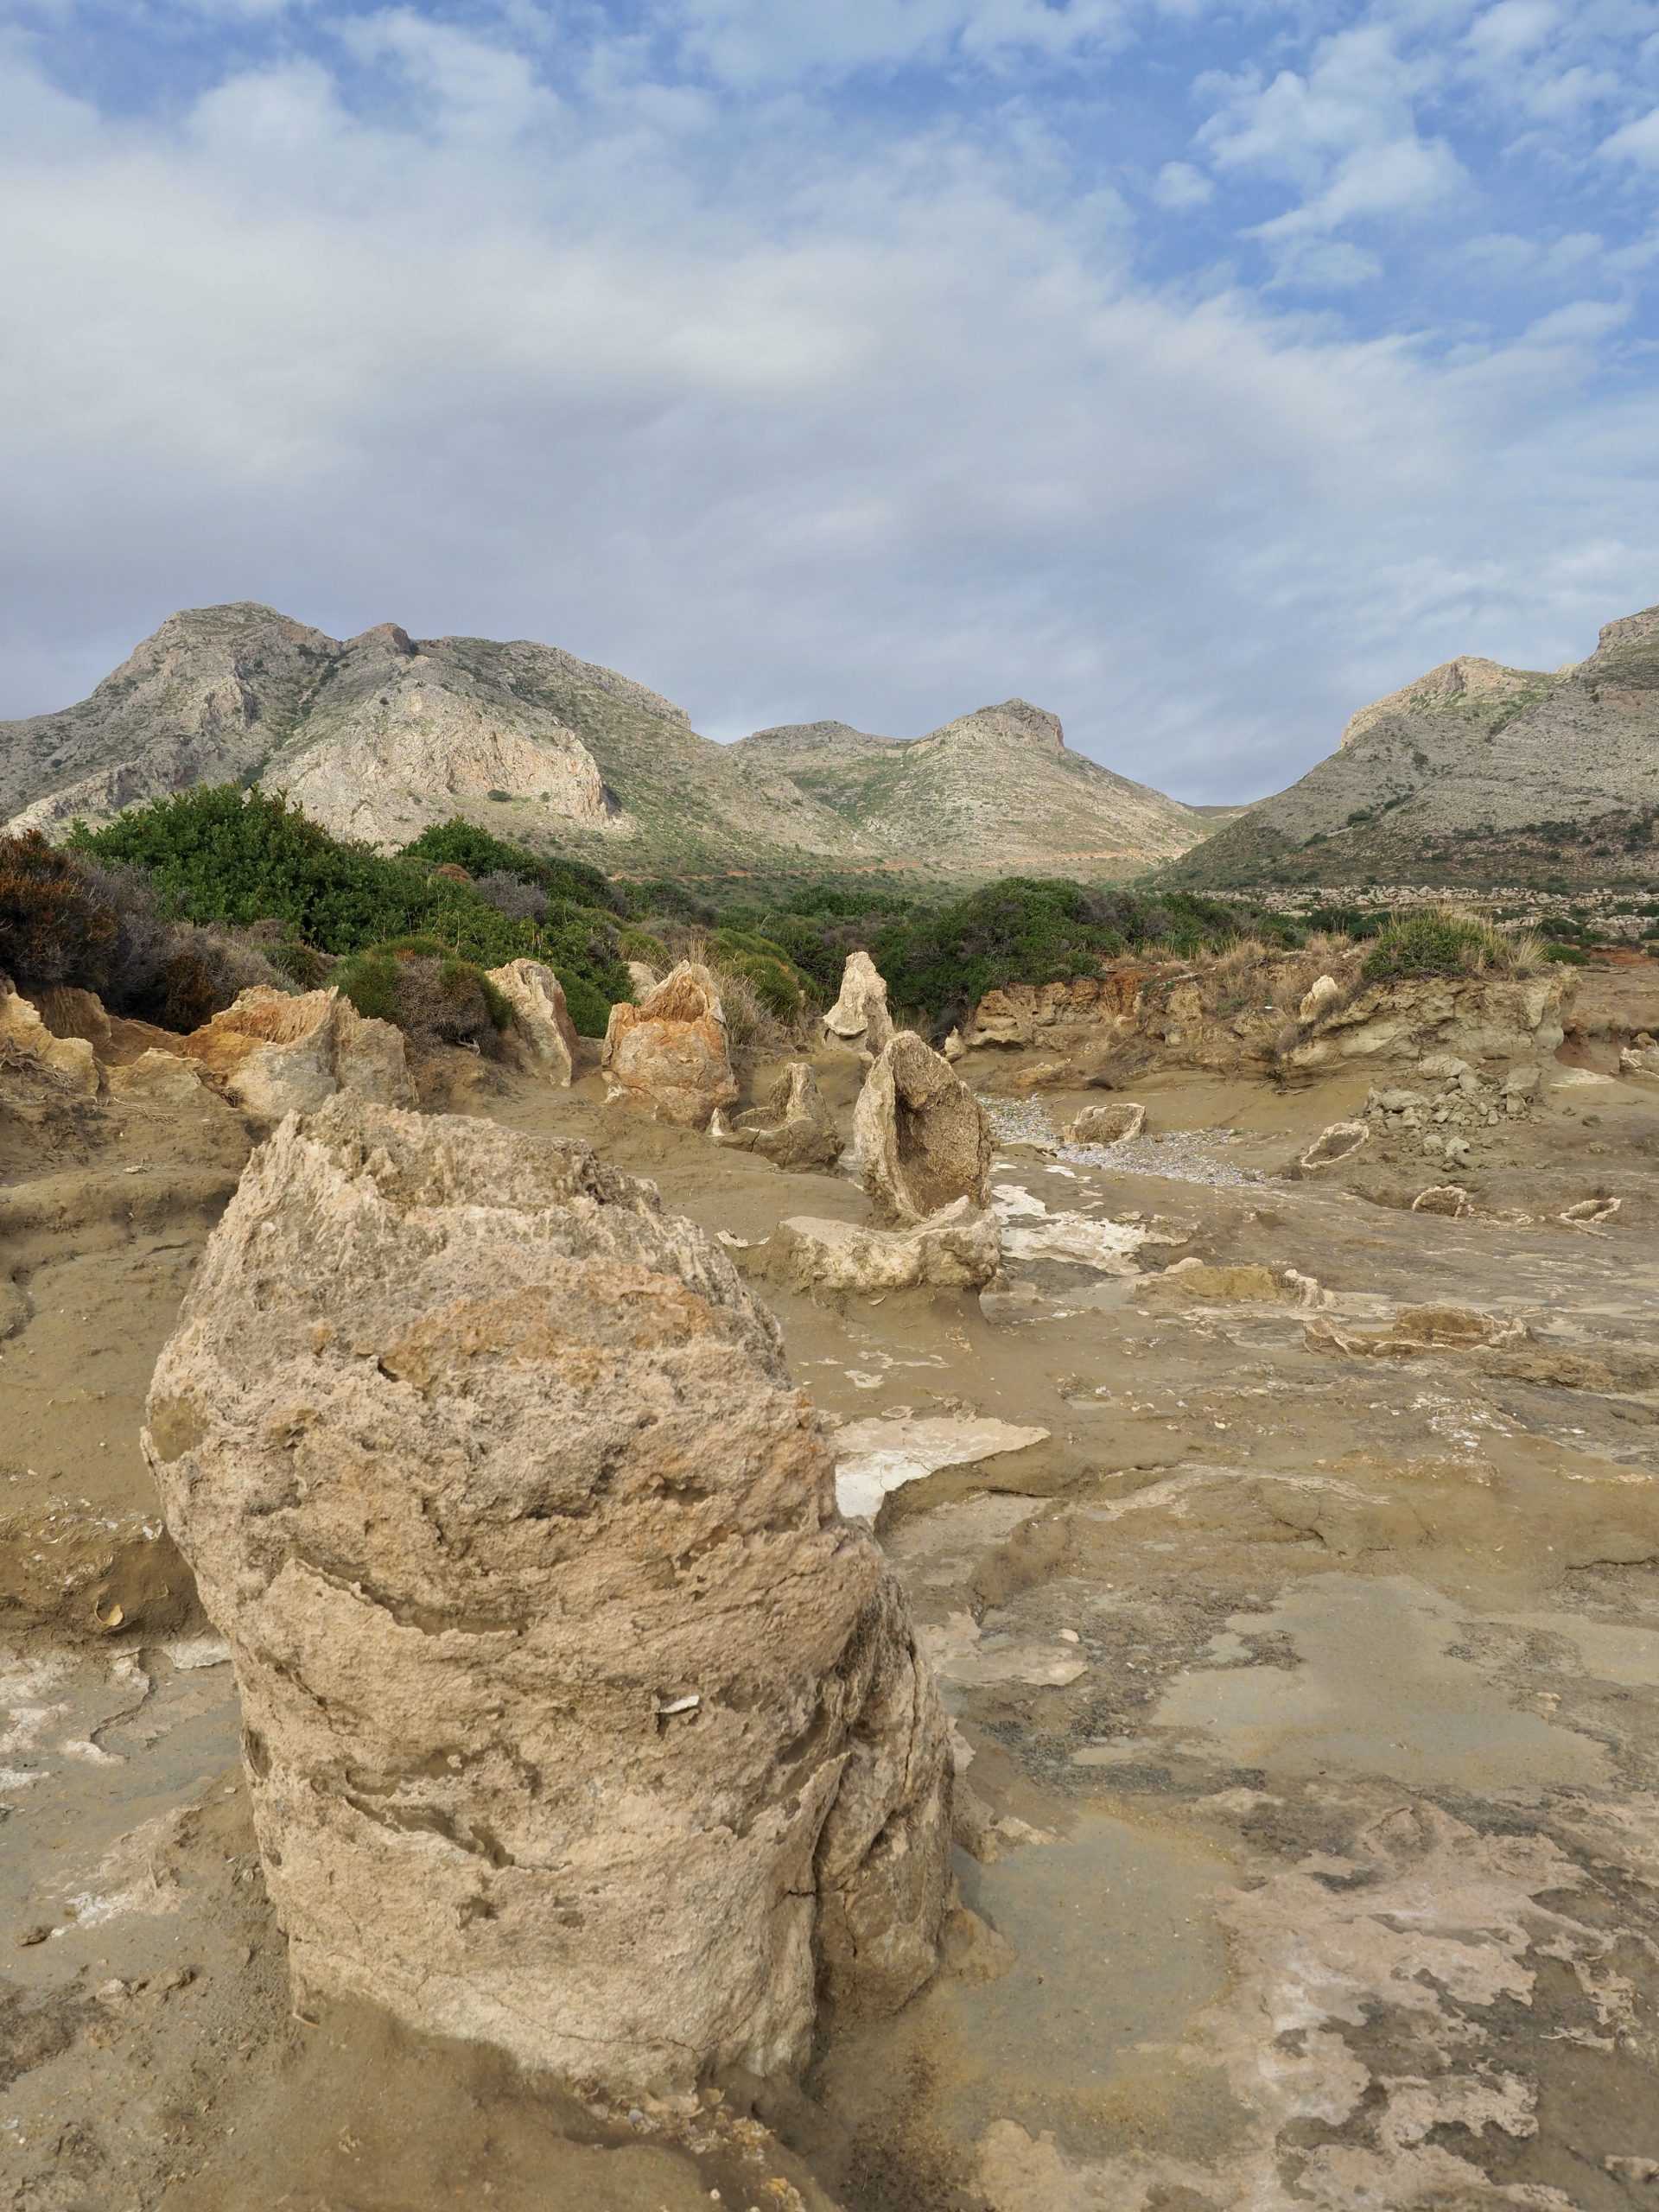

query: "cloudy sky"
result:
(3, 0), (1658, 800)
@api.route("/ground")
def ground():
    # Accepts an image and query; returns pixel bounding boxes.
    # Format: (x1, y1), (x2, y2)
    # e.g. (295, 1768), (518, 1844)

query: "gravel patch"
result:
(982, 1096), (1262, 1189)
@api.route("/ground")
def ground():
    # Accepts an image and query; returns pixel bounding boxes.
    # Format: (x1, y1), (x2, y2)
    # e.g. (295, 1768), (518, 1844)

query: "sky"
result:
(3, 2), (1659, 802)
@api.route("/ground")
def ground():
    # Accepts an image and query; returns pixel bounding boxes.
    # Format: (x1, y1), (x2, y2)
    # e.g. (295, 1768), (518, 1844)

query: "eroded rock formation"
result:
(181, 986), (414, 1122)
(1065, 1102), (1145, 1145)
(143, 1096), (949, 2091)
(771, 1198), (1002, 1294)
(852, 1033), (992, 1225)
(0, 985), (99, 1096)
(601, 962), (739, 1128)
(711, 1061), (842, 1169)
(486, 957), (579, 1086)
(823, 950), (893, 1058)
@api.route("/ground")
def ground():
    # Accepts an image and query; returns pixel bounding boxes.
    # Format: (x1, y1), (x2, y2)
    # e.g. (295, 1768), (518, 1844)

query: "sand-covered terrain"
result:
(5, 972), (1659, 2211)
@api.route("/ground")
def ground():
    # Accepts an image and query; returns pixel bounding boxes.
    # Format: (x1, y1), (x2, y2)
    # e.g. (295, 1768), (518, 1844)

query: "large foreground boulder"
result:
(711, 1061), (842, 1170)
(602, 962), (739, 1128)
(823, 950), (893, 1058)
(853, 1032), (993, 1224)
(181, 986), (413, 1122)
(142, 1096), (950, 2092)
(486, 957), (579, 1085)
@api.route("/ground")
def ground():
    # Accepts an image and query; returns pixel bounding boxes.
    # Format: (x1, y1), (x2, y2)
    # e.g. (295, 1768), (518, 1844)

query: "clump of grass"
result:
(332, 939), (512, 1051)
(1362, 908), (1541, 982)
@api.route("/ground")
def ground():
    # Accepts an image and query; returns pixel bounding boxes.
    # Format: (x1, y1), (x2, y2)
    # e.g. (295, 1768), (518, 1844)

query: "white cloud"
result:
(666, 0), (1126, 86)
(1153, 158), (1212, 208)
(1601, 105), (1659, 164)
(0, 10), (1657, 807)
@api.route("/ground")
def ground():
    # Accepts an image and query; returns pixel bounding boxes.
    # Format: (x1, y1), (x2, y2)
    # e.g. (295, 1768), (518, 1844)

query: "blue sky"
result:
(3, 0), (1659, 801)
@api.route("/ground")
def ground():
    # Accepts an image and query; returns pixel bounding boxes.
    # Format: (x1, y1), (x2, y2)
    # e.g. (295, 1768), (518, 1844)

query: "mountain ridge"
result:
(1164, 601), (1659, 889)
(3, 603), (1217, 883)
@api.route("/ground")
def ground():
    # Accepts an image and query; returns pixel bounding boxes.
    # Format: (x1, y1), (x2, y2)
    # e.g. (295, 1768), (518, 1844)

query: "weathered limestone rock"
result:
(1298, 974), (1342, 1023)
(1287, 972), (1571, 1071)
(181, 987), (414, 1122)
(486, 957), (579, 1086)
(626, 959), (660, 999)
(1299, 1120), (1369, 1172)
(852, 1033), (993, 1224)
(1065, 1102), (1145, 1145)
(823, 950), (893, 1058)
(710, 1062), (841, 1170)
(1620, 1041), (1659, 1078)
(143, 1096), (949, 2092)
(772, 1198), (1001, 1294)
(602, 962), (738, 1128)
(106, 1048), (208, 1104)
(0, 986), (98, 1096)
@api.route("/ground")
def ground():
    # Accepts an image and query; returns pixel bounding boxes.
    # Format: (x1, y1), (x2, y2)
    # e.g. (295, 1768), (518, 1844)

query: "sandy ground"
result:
(4, 990), (1659, 2210)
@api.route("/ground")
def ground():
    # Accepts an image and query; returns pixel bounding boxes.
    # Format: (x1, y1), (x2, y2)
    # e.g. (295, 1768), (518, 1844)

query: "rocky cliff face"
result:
(3, 605), (1215, 881)
(1169, 600), (1659, 888)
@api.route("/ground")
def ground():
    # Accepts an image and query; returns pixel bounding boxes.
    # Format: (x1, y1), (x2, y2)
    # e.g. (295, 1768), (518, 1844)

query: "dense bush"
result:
(332, 941), (512, 1051)
(0, 830), (119, 989)
(399, 820), (622, 914)
(867, 877), (1270, 1027)
(0, 829), (289, 1026)
(706, 931), (805, 1023)
(73, 789), (630, 1035)
(1361, 909), (1536, 982)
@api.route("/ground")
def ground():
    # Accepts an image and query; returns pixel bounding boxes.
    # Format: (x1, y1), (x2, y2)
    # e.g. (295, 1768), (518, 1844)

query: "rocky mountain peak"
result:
(1338, 655), (1546, 749)
(921, 699), (1066, 753)
(347, 622), (417, 659)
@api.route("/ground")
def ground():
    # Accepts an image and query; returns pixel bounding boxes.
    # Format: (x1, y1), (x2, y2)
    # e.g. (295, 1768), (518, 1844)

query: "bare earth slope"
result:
(2, 607), (1212, 883)
(1168, 601), (1659, 888)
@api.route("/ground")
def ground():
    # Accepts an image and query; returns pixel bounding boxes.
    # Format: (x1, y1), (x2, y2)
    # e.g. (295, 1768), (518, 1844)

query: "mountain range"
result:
(1164, 601), (1659, 891)
(0, 604), (1222, 884)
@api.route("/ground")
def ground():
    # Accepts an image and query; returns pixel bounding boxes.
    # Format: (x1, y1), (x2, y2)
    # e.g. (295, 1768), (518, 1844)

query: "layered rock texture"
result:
(853, 1033), (994, 1224)
(771, 1200), (1002, 1294)
(180, 986), (414, 1122)
(1, 603), (1216, 881)
(142, 1096), (951, 2091)
(959, 957), (1572, 1084)
(601, 963), (739, 1128)
(711, 1061), (842, 1169)
(1167, 601), (1659, 887)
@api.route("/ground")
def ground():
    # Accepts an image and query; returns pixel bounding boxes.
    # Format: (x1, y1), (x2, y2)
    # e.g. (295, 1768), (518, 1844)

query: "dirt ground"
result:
(4, 979), (1659, 2211)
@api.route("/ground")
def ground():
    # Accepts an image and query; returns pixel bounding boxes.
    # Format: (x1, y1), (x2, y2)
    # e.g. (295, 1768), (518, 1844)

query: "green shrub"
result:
(868, 876), (1261, 1028)
(1542, 942), (1589, 966)
(332, 941), (512, 1049)
(73, 787), (631, 1031)
(619, 926), (671, 969)
(1361, 910), (1531, 982)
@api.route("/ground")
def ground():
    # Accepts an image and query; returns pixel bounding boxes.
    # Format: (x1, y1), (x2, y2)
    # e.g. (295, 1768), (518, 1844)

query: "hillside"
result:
(1, 605), (1214, 885)
(1166, 602), (1659, 889)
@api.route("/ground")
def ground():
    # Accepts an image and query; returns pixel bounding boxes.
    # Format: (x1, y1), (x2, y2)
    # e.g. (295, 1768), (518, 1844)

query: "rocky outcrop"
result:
(823, 951), (893, 1058)
(180, 986), (414, 1122)
(1138, 1259), (1324, 1309)
(959, 961), (1572, 1084)
(601, 963), (739, 1128)
(1065, 1102), (1145, 1145)
(852, 1033), (992, 1224)
(106, 1048), (208, 1104)
(771, 1198), (1002, 1295)
(711, 1062), (841, 1170)
(486, 957), (579, 1086)
(1286, 975), (1570, 1071)
(142, 1096), (949, 2092)
(0, 986), (99, 1096)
